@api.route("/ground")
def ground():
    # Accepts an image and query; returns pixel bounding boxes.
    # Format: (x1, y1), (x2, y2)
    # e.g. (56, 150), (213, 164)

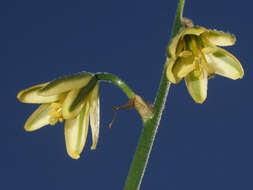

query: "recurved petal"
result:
(185, 69), (208, 104)
(89, 84), (100, 150)
(204, 30), (236, 47)
(65, 102), (90, 159)
(17, 83), (62, 103)
(206, 47), (244, 80)
(172, 56), (195, 79)
(39, 72), (93, 96)
(24, 104), (51, 131)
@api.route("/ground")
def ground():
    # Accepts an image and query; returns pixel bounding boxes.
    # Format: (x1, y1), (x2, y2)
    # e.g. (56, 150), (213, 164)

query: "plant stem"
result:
(95, 72), (135, 99)
(123, 0), (185, 189)
(123, 65), (170, 190)
(171, 0), (185, 38)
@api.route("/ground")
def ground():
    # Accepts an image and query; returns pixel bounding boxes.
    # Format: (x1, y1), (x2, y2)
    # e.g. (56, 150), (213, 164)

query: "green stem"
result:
(95, 72), (135, 99)
(123, 0), (185, 189)
(171, 0), (185, 38)
(124, 65), (170, 190)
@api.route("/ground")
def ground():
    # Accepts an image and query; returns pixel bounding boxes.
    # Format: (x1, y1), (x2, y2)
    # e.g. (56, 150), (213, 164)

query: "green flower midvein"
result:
(166, 26), (244, 103)
(17, 72), (100, 159)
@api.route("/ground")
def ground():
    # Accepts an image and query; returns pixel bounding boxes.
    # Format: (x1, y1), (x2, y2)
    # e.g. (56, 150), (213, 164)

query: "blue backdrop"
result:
(1, 0), (252, 189)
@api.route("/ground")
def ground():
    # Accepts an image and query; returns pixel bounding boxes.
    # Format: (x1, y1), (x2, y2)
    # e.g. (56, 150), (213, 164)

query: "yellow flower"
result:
(17, 72), (100, 159)
(166, 26), (244, 103)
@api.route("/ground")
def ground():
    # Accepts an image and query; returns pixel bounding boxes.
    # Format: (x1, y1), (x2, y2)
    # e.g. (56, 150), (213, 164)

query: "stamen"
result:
(49, 117), (58, 125)
(191, 36), (199, 56)
(49, 102), (64, 126)
(183, 39), (187, 51)
(51, 103), (61, 109)
(193, 35), (214, 76)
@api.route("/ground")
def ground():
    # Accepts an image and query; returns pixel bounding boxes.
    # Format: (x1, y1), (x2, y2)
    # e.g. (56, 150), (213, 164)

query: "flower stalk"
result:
(95, 72), (135, 99)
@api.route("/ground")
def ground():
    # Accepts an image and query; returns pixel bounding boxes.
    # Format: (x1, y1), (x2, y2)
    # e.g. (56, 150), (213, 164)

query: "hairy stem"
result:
(123, 65), (170, 190)
(123, 0), (185, 189)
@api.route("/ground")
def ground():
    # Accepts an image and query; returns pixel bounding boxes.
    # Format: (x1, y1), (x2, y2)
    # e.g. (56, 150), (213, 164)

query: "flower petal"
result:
(39, 72), (93, 96)
(204, 30), (236, 47)
(65, 102), (90, 159)
(206, 47), (244, 80)
(182, 26), (207, 36)
(185, 69), (208, 104)
(24, 104), (51, 131)
(167, 26), (207, 59)
(89, 84), (100, 150)
(62, 77), (98, 119)
(62, 89), (84, 119)
(17, 83), (62, 103)
(166, 58), (181, 83)
(172, 56), (195, 79)
(167, 32), (183, 59)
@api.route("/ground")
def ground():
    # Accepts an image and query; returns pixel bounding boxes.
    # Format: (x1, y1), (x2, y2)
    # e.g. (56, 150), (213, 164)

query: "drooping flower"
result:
(166, 26), (244, 103)
(17, 72), (100, 159)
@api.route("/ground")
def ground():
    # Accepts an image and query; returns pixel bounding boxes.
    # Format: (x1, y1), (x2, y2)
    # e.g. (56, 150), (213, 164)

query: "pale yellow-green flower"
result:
(166, 26), (244, 103)
(17, 72), (100, 159)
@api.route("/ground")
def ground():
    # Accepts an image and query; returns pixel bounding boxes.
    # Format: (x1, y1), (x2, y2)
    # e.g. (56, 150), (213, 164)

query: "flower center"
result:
(184, 35), (214, 78)
(49, 102), (64, 125)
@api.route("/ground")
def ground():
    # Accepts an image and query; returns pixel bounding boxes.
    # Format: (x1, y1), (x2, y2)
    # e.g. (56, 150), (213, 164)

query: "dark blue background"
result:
(1, 0), (252, 189)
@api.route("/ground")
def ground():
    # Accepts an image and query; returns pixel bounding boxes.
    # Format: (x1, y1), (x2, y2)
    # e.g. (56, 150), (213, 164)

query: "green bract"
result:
(17, 72), (100, 159)
(166, 26), (244, 103)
